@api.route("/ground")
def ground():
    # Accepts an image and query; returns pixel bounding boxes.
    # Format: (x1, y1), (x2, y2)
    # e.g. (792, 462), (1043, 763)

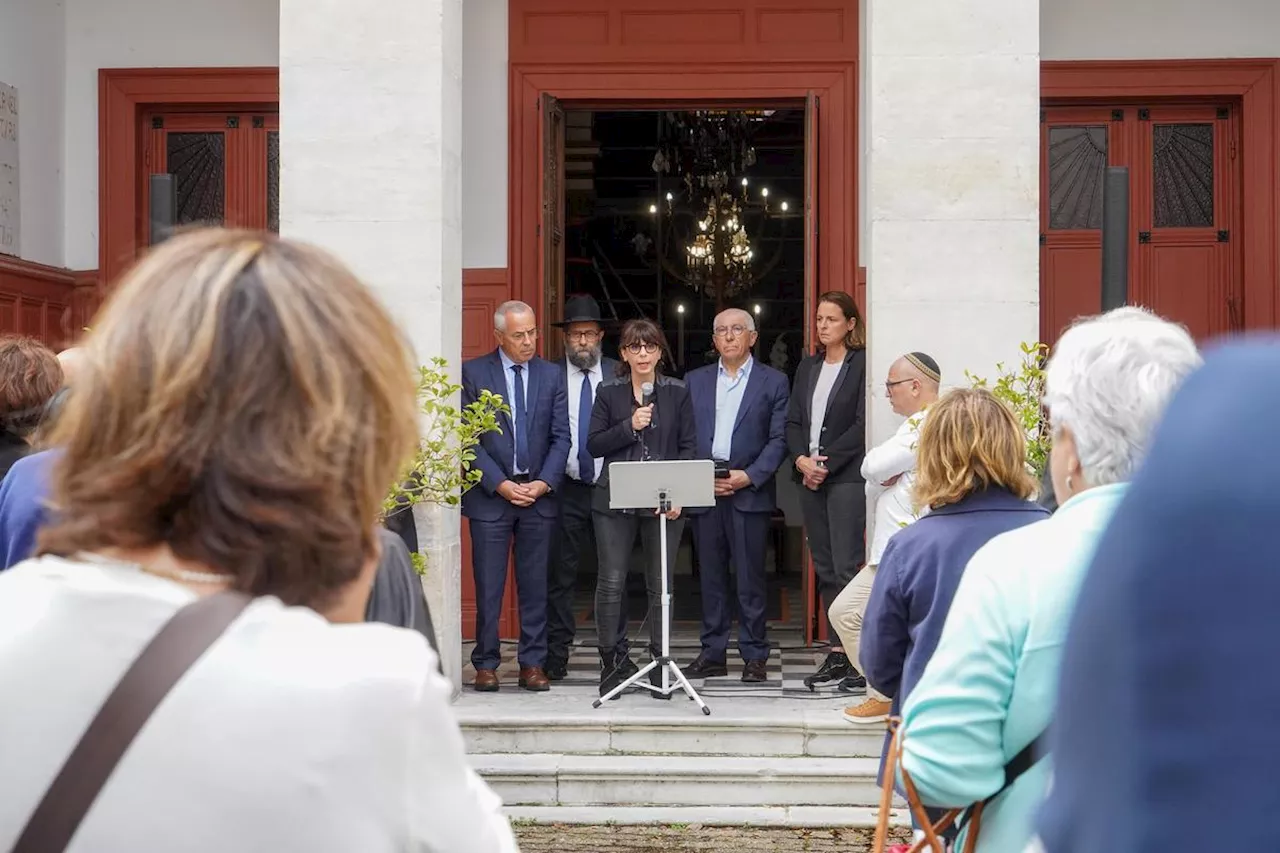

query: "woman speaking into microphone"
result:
(587, 318), (696, 700)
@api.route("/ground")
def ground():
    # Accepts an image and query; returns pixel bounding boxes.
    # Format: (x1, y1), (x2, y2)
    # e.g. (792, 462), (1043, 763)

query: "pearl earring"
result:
(1066, 475), (1074, 492)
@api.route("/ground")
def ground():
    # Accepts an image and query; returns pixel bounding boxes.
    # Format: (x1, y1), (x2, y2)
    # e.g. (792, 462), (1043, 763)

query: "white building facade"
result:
(2, 0), (1278, 688)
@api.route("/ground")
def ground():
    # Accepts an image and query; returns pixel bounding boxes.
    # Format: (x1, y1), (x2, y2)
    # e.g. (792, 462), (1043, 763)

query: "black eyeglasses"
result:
(625, 342), (660, 355)
(885, 378), (915, 392)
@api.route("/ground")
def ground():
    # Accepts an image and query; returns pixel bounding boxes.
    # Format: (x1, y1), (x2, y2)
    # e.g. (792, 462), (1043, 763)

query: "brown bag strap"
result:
(874, 717), (962, 853)
(11, 590), (252, 853)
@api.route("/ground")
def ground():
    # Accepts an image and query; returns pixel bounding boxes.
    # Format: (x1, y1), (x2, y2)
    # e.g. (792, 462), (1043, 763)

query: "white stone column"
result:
(279, 0), (465, 694)
(864, 1), (1040, 447)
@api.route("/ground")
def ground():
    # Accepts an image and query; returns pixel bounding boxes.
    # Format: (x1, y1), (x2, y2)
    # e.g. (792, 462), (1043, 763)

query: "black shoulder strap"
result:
(956, 727), (1049, 834)
(12, 590), (252, 853)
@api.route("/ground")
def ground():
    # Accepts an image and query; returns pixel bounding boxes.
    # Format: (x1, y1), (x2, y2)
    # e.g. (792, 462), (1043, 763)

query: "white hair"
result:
(713, 308), (756, 333)
(494, 300), (535, 332)
(1044, 306), (1202, 488)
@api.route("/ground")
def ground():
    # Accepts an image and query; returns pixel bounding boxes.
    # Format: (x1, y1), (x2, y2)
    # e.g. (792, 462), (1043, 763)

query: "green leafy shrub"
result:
(965, 341), (1050, 481)
(384, 357), (509, 574)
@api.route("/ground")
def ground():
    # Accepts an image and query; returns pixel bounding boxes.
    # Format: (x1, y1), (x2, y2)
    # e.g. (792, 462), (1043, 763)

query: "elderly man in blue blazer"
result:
(462, 300), (570, 693)
(684, 308), (790, 682)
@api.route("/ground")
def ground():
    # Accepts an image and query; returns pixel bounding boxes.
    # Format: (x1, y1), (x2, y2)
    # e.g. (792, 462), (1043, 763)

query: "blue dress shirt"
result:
(498, 349), (530, 475)
(712, 356), (752, 462)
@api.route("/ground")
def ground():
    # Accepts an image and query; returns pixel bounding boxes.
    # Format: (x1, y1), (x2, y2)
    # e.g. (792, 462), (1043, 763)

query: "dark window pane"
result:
(166, 132), (225, 226)
(1153, 123), (1214, 228)
(267, 131), (280, 234)
(1048, 126), (1107, 230)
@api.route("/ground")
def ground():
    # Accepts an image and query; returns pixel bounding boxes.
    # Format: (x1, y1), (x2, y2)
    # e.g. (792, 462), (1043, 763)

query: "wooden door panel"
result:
(1040, 107), (1120, 348)
(1042, 239), (1102, 337)
(1134, 104), (1238, 342)
(1147, 245), (1221, 342)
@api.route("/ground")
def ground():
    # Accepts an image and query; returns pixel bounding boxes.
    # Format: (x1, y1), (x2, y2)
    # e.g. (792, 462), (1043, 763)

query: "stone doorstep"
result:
(463, 716), (887, 759)
(475, 753), (885, 808)
(505, 805), (911, 829)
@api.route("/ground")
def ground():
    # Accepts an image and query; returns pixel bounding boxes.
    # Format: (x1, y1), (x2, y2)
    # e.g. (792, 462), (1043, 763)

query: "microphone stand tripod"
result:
(593, 486), (711, 715)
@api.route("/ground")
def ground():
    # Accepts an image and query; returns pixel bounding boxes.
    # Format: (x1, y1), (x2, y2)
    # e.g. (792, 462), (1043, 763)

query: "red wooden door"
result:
(1040, 107), (1123, 347)
(1133, 105), (1240, 341)
(1040, 103), (1241, 346)
(141, 109), (280, 244)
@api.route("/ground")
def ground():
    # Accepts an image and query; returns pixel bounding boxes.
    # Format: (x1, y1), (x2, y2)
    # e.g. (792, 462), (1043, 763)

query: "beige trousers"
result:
(827, 564), (889, 701)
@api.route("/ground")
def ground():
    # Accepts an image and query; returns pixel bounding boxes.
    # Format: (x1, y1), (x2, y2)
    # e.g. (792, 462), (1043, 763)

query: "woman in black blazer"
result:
(785, 290), (868, 689)
(587, 318), (696, 699)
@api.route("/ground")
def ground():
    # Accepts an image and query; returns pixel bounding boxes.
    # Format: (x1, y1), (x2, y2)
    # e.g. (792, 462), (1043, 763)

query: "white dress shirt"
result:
(712, 356), (753, 461)
(566, 359), (604, 482)
(861, 408), (929, 565)
(498, 348), (529, 474)
(0, 556), (517, 853)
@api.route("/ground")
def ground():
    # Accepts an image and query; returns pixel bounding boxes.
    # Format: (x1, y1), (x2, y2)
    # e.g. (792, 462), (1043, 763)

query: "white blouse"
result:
(0, 556), (517, 853)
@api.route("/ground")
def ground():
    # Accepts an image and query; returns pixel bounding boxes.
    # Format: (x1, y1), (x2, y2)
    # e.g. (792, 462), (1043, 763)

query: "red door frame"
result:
(98, 68), (279, 290)
(1041, 59), (1279, 331)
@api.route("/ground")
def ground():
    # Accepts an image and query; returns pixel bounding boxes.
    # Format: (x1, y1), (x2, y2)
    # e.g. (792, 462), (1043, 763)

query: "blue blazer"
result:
(685, 360), (790, 514)
(460, 350), (570, 521)
(861, 487), (1049, 713)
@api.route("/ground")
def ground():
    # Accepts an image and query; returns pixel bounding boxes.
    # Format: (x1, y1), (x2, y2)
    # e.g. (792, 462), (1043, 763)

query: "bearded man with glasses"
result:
(544, 295), (619, 681)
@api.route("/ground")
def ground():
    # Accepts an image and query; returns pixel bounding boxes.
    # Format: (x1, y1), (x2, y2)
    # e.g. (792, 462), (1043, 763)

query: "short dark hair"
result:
(615, 318), (672, 378)
(0, 336), (62, 439)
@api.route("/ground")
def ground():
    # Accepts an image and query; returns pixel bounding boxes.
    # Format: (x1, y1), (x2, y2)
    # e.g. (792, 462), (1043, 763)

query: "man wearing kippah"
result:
(829, 352), (940, 724)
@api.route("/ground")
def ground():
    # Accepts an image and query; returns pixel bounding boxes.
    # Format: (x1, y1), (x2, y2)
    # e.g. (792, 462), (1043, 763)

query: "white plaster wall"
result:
(462, 0), (508, 269)
(0, 0), (65, 266)
(864, 0), (1041, 449)
(280, 0), (465, 692)
(1042, 0), (1280, 60)
(63, 0), (279, 271)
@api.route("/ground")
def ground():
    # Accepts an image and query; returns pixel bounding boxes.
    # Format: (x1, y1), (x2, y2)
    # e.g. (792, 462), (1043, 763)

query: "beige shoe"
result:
(842, 697), (892, 725)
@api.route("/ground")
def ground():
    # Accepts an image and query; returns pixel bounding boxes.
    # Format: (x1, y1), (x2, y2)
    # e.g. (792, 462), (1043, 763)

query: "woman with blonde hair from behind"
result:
(0, 229), (517, 853)
(860, 388), (1048, 845)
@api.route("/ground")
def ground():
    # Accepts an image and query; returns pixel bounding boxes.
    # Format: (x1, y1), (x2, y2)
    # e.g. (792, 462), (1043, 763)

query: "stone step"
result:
(476, 753), (885, 808)
(458, 697), (888, 758)
(506, 804), (906, 828)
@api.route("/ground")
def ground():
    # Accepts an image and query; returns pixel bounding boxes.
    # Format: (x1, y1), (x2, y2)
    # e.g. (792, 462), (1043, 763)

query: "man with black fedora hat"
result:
(545, 294), (620, 680)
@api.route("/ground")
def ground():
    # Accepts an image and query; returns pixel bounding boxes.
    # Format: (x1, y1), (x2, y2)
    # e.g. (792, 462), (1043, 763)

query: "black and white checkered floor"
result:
(463, 587), (860, 698)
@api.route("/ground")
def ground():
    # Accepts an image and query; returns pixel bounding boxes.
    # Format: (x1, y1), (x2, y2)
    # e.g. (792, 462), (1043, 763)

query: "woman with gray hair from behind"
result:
(883, 307), (1201, 853)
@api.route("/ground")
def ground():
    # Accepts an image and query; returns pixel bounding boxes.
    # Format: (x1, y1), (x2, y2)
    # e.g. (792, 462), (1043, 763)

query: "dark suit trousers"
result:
(693, 500), (771, 662)
(546, 479), (620, 665)
(468, 503), (553, 671)
(798, 481), (867, 614)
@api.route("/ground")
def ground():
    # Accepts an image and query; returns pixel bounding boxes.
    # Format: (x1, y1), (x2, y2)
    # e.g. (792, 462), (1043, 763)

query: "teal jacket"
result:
(898, 483), (1128, 853)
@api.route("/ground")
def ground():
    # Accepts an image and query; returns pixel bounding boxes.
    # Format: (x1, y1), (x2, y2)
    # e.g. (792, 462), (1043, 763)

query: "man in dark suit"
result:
(544, 295), (620, 681)
(462, 300), (570, 692)
(684, 308), (790, 682)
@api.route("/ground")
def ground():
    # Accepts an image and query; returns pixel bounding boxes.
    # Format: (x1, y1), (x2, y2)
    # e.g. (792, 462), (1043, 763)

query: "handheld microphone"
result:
(640, 382), (654, 408)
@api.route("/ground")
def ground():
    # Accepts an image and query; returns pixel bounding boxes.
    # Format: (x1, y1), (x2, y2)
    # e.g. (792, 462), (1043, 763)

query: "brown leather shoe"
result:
(473, 669), (499, 692)
(518, 666), (551, 692)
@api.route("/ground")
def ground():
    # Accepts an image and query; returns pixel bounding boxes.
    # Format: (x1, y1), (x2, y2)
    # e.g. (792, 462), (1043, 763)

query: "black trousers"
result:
(593, 509), (685, 660)
(546, 479), (621, 664)
(798, 480), (867, 614)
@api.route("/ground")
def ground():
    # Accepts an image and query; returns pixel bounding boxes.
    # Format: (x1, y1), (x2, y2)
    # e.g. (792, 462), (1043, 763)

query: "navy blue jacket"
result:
(1039, 342), (1280, 853)
(0, 449), (54, 570)
(460, 350), (570, 521)
(862, 487), (1049, 711)
(685, 360), (790, 515)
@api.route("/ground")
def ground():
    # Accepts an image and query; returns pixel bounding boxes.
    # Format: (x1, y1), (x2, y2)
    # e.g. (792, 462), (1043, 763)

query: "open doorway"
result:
(548, 105), (814, 656)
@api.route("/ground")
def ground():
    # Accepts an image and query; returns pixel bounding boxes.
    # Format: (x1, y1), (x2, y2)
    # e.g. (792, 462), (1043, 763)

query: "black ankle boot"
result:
(803, 651), (852, 691)
(598, 650), (628, 700)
